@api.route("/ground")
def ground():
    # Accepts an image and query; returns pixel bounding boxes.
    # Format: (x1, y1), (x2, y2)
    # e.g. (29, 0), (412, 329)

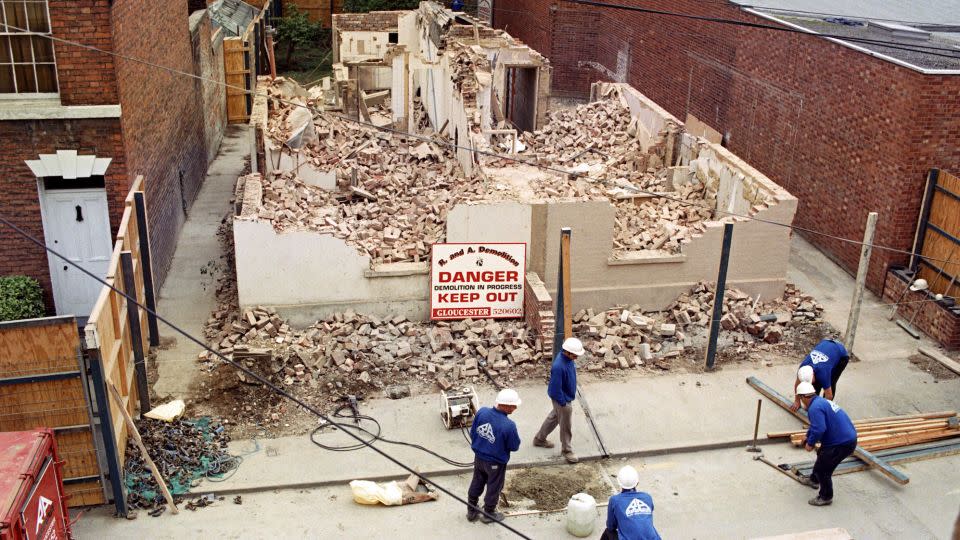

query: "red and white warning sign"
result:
(431, 243), (525, 320)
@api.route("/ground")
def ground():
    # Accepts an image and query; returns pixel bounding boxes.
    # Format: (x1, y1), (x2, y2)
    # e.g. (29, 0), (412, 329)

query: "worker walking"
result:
(533, 337), (584, 463)
(791, 338), (850, 411)
(467, 388), (522, 524)
(601, 465), (661, 540)
(795, 382), (858, 506)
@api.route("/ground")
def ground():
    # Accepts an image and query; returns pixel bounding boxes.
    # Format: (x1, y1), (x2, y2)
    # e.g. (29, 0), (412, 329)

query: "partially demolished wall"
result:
(235, 8), (796, 323)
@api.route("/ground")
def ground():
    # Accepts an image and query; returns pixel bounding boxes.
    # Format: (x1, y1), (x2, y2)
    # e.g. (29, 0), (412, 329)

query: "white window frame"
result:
(0, 0), (58, 98)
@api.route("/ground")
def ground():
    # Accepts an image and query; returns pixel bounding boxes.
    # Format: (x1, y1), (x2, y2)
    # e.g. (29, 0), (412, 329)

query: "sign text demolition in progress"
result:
(431, 243), (525, 320)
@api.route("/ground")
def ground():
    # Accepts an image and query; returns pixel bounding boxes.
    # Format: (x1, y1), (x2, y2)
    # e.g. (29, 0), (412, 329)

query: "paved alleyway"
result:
(152, 125), (247, 399)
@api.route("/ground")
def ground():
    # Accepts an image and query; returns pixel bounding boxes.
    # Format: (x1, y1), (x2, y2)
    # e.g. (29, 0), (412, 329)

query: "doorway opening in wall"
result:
(38, 176), (112, 323)
(504, 66), (538, 133)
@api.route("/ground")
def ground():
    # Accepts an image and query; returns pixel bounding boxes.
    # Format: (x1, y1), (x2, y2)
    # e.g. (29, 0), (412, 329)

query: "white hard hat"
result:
(796, 381), (816, 396)
(562, 337), (585, 356)
(797, 365), (814, 383)
(910, 279), (928, 292)
(617, 465), (639, 490)
(496, 388), (521, 407)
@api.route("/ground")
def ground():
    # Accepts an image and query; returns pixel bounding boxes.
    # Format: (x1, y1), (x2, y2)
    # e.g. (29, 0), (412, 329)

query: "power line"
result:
(0, 217), (533, 538)
(558, 0), (960, 59)
(11, 24), (960, 268)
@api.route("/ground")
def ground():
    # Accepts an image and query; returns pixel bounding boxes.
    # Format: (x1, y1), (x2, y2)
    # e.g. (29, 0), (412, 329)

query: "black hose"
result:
(310, 405), (474, 468)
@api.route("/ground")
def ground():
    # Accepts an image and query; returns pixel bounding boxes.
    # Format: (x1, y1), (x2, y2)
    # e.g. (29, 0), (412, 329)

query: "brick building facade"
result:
(493, 0), (960, 294)
(0, 0), (224, 316)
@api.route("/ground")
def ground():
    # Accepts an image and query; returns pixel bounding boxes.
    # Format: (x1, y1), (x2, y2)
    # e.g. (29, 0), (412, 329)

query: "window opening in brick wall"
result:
(0, 0), (57, 95)
(388, 32), (398, 44)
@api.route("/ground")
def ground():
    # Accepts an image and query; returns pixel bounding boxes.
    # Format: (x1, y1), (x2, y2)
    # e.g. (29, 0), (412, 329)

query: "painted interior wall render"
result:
(234, 219), (430, 325)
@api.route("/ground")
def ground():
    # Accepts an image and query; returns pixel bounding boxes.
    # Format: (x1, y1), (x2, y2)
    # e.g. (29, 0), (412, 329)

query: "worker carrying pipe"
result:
(533, 337), (584, 463)
(795, 382), (858, 506)
(790, 338), (850, 411)
(466, 388), (522, 524)
(600, 465), (662, 540)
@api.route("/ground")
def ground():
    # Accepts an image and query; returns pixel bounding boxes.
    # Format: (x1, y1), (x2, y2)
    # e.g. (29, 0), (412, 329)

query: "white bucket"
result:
(565, 492), (597, 537)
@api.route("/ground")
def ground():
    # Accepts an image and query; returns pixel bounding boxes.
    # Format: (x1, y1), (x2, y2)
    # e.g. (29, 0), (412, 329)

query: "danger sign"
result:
(431, 243), (525, 320)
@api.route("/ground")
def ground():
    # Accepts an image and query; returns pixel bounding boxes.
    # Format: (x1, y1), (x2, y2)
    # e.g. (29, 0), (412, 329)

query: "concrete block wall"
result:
(494, 0), (960, 294)
(232, 181), (429, 325)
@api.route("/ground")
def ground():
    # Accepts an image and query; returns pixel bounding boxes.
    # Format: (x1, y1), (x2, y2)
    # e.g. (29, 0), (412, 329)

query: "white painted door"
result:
(41, 189), (113, 318)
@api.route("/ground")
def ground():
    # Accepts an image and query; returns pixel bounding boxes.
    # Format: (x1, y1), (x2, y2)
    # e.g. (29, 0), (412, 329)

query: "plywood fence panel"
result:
(225, 37), (251, 123)
(919, 171), (960, 297)
(0, 317), (105, 506)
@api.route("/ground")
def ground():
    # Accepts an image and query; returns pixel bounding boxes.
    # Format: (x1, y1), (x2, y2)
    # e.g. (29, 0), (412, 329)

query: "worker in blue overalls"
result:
(791, 338), (850, 411)
(796, 382), (858, 506)
(466, 388), (521, 524)
(601, 465), (661, 540)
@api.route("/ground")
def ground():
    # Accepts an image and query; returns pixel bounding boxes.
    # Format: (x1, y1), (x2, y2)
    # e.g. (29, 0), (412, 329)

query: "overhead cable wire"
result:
(13, 26), (960, 268)
(0, 215), (532, 540)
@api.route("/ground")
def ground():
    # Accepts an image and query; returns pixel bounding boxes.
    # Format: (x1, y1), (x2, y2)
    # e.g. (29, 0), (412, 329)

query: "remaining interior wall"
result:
(233, 173), (430, 325)
(447, 202), (533, 261)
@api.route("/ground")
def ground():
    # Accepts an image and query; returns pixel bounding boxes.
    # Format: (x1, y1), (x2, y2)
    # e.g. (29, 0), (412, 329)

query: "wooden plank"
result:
(64, 481), (105, 506)
(746, 376), (910, 485)
(0, 318), (79, 376)
(918, 346), (960, 376)
(794, 441), (960, 477)
(224, 37), (251, 123)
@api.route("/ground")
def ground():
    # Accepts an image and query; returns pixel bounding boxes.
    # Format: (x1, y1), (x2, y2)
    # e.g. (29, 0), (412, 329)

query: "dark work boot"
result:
(466, 499), (480, 522)
(480, 508), (505, 524)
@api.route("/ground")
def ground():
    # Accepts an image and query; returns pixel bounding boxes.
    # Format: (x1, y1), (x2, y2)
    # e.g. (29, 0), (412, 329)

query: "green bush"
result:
(343, 0), (420, 12)
(0, 275), (45, 322)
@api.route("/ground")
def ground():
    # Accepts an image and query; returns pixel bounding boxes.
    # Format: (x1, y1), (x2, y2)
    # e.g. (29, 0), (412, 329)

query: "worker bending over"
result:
(792, 338), (850, 411)
(601, 465), (661, 540)
(796, 382), (858, 506)
(533, 337), (584, 463)
(466, 388), (522, 524)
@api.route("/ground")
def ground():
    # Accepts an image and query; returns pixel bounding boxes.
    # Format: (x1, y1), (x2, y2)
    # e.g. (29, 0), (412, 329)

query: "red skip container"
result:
(0, 429), (71, 540)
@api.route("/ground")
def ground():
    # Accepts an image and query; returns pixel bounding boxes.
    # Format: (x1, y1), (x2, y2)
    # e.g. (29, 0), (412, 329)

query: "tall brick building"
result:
(493, 0), (960, 294)
(0, 1), (225, 318)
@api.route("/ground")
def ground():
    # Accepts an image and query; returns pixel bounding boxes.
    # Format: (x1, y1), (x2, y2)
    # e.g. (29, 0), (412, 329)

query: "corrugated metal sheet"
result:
(732, 0), (960, 25)
(210, 0), (260, 37)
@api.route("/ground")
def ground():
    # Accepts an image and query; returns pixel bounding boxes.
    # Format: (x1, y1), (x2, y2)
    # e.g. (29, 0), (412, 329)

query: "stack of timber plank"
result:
(769, 411), (960, 452)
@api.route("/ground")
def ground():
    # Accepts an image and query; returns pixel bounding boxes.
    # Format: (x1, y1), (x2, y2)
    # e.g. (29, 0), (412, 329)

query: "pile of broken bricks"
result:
(199, 306), (547, 393)
(255, 119), (495, 264)
(612, 182), (717, 254)
(665, 282), (824, 345)
(571, 282), (826, 371)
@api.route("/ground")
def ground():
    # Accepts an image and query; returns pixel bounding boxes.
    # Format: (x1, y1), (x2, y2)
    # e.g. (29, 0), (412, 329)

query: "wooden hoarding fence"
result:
(225, 0), (273, 123)
(83, 175), (156, 513)
(225, 37), (252, 123)
(0, 316), (106, 507)
(914, 169), (960, 299)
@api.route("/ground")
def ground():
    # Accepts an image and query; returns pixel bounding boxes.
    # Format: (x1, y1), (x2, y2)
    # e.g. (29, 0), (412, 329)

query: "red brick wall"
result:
(111, 0), (210, 286)
(883, 271), (960, 350)
(0, 120), (127, 312)
(191, 10), (227, 165)
(496, 0), (960, 293)
(50, 0), (119, 106)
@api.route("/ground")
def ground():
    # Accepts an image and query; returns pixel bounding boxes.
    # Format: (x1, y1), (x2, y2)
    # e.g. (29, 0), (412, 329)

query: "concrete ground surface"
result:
(73, 447), (960, 539)
(152, 125), (248, 399)
(91, 206), (959, 540)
